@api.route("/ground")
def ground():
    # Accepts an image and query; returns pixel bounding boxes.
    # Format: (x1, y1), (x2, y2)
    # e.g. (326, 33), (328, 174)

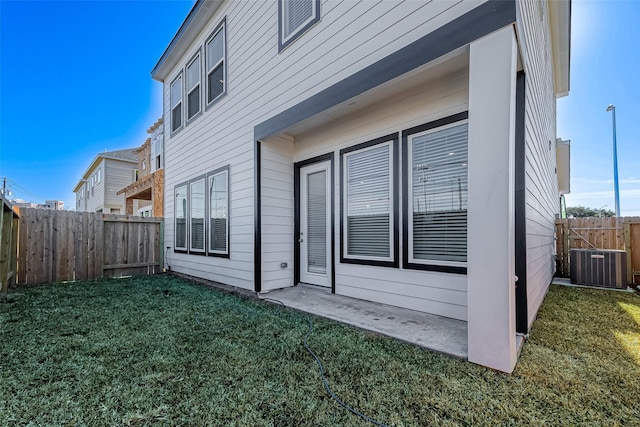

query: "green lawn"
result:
(1, 276), (638, 426)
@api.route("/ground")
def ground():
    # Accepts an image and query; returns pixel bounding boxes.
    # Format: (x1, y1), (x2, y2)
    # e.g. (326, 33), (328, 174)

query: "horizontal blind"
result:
(307, 170), (326, 274)
(346, 144), (390, 258)
(411, 123), (468, 263)
(284, 0), (313, 39)
(175, 186), (187, 249)
(209, 172), (228, 253)
(190, 180), (205, 251)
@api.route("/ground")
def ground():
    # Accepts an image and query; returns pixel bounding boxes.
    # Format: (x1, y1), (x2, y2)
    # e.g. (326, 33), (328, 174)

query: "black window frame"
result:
(401, 111), (469, 275)
(339, 133), (399, 268)
(278, 0), (320, 52)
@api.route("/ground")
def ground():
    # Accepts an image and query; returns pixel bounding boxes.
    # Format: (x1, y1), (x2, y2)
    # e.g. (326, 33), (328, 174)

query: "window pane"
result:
(188, 86), (200, 119)
(171, 105), (182, 131)
(190, 180), (205, 251)
(209, 172), (228, 253)
(187, 56), (200, 90)
(170, 76), (182, 108)
(207, 63), (224, 103)
(307, 170), (326, 273)
(284, 0), (313, 39)
(206, 29), (224, 71)
(346, 144), (390, 258)
(411, 123), (468, 263)
(175, 186), (187, 249)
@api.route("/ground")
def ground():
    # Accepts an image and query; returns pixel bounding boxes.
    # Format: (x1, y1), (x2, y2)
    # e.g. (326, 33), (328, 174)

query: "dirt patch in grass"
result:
(1, 277), (638, 426)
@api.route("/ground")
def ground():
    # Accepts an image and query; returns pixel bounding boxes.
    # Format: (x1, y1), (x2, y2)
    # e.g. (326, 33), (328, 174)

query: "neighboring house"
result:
(151, 0), (571, 373)
(73, 149), (138, 214)
(117, 119), (165, 217)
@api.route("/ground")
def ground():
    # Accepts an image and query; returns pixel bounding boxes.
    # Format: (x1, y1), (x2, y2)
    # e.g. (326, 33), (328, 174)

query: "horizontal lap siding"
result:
(105, 160), (136, 211)
(294, 71), (469, 320)
(163, 0), (484, 291)
(517, 0), (559, 328)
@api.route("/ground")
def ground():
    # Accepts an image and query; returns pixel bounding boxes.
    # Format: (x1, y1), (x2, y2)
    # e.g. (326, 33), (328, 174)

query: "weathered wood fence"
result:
(17, 208), (163, 285)
(0, 196), (19, 294)
(555, 217), (640, 285)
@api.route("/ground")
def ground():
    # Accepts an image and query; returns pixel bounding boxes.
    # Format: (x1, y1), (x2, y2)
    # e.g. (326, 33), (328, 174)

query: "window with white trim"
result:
(407, 121), (468, 266)
(341, 139), (395, 263)
(175, 184), (188, 251)
(279, 0), (319, 50)
(186, 54), (201, 120)
(189, 178), (205, 253)
(170, 74), (183, 132)
(205, 23), (225, 106)
(208, 168), (229, 255)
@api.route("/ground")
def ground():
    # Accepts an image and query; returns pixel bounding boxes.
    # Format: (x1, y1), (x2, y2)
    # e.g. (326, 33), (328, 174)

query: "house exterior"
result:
(73, 148), (138, 214)
(117, 119), (165, 217)
(151, 0), (571, 373)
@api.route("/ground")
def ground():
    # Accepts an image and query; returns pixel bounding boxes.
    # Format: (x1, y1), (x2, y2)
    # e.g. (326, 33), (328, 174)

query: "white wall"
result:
(162, 0), (486, 291)
(516, 0), (561, 328)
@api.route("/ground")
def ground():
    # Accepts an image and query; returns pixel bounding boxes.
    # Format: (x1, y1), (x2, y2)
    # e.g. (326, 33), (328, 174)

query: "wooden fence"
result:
(17, 208), (163, 285)
(0, 196), (19, 294)
(555, 217), (640, 285)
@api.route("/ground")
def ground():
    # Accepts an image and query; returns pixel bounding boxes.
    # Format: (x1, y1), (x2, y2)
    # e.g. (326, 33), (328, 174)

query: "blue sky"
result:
(1, 0), (638, 215)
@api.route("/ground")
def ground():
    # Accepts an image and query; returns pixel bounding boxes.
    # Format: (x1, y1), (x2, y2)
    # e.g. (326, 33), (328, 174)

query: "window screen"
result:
(170, 75), (182, 132)
(187, 55), (201, 119)
(206, 25), (225, 104)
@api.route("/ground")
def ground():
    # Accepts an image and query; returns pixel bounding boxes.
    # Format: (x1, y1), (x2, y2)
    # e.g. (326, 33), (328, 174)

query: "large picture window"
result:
(189, 178), (205, 253)
(170, 74), (183, 133)
(403, 113), (468, 273)
(279, 0), (320, 51)
(175, 184), (188, 251)
(208, 167), (229, 256)
(340, 134), (398, 267)
(206, 22), (225, 106)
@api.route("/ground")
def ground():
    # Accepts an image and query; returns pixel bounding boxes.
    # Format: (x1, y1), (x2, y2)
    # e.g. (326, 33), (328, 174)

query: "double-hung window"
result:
(189, 177), (206, 253)
(205, 23), (225, 106)
(186, 53), (201, 120)
(208, 167), (229, 256)
(279, 0), (320, 51)
(175, 184), (188, 251)
(170, 74), (183, 133)
(403, 113), (468, 272)
(340, 134), (398, 267)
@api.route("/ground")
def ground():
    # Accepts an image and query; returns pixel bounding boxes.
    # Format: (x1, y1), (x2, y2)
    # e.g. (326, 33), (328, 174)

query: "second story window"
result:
(186, 54), (201, 120)
(279, 0), (319, 51)
(206, 22), (225, 106)
(170, 74), (183, 133)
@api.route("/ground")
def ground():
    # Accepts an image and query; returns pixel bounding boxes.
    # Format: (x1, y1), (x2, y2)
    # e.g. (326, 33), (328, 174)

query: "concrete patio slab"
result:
(262, 285), (468, 359)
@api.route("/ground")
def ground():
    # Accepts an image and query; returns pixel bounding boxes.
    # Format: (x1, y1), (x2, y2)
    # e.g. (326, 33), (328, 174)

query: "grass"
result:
(0, 276), (639, 426)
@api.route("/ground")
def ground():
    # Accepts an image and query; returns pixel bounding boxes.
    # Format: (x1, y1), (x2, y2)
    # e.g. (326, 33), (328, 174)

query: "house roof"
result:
(147, 117), (163, 134)
(73, 148), (138, 193)
(151, 0), (224, 81)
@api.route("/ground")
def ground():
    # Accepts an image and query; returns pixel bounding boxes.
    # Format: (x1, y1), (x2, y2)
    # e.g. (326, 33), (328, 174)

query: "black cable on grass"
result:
(195, 296), (391, 427)
(259, 297), (391, 427)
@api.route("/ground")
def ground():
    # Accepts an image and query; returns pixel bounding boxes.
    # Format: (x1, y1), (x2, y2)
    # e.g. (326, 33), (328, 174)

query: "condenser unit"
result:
(570, 249), (628, 289)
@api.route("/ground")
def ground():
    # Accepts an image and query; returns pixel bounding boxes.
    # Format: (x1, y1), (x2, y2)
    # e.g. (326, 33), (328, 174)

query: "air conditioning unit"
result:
(570, 249), (628, 289)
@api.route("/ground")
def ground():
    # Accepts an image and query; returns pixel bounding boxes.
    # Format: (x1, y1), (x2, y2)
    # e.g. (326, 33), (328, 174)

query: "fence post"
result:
(563, 219), (570, 276)
(624, 219), (632, 285)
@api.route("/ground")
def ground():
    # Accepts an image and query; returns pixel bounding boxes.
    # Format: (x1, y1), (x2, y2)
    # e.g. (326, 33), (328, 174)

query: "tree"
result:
(566, 206), (615, 218)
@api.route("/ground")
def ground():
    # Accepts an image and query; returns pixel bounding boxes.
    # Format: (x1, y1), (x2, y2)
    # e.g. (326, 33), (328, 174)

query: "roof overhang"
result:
(151, 0), (224, 82)
(548, 0), (571, 98)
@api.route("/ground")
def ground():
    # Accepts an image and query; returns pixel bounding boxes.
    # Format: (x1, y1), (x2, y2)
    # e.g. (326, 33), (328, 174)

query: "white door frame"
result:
(296, 156), (333, 289)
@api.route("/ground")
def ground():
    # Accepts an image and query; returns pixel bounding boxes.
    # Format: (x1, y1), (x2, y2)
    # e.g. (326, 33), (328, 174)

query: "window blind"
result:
(346, 144), (390, 258)
(209, 172), (228, 253)
(307, 170), (327, 274)
(190, 180), (205, 251)
(175, 186), (187, 249)
(284, 0), (313, 39)
(411, 123), (468, 263)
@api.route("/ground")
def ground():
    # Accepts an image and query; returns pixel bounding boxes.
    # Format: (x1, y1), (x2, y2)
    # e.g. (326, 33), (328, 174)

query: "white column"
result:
(467, 26), (518, 373)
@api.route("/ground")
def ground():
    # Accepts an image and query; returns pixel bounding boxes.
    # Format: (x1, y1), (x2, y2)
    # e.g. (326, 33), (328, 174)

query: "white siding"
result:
(516, 0), (560, 328)
(285, 70), (468, 320)
(104, 159), (137, 212)
(162, 0), (485, 291)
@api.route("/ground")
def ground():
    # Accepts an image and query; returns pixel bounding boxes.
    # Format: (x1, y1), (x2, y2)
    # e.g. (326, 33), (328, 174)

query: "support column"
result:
(125, 198), (134, 215)
(467, 26), (518, 373)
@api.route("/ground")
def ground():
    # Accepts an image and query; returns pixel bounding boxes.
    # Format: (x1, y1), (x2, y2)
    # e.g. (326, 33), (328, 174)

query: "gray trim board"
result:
(255, 0), (516, 141)
(515, 71), (528, 334)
